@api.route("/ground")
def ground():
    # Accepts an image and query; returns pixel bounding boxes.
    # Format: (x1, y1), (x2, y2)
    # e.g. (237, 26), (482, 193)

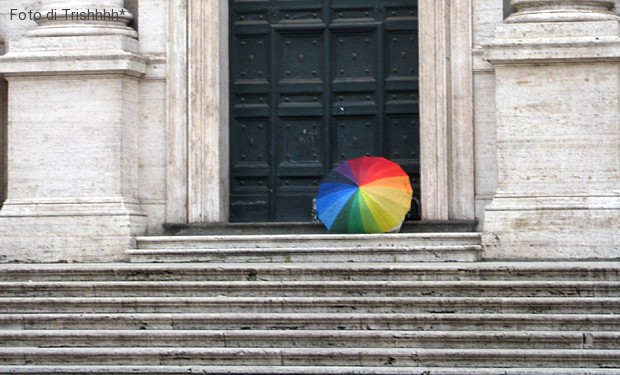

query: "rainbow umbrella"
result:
(316, 156), (413, 233)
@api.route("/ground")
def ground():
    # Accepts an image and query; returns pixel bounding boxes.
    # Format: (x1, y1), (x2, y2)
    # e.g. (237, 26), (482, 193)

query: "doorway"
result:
(229, 0), (420, 222)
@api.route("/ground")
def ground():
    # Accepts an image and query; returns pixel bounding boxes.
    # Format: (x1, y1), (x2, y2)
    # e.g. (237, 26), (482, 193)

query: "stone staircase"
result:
(1, 231), (620, 374)
(129, 232), (482, 263)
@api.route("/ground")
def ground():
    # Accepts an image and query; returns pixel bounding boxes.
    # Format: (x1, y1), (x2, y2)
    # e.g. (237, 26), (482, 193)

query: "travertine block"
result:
(0, 34), (147, 262)
(494, 63), (618, 197)
(0, 201), (146, 263)
(484, 197), (620, 259)
(0, 76), (6, 207)
(137, 0), (167, 54)
(138, 78), (167, 235)
(484, 15), (620, 259)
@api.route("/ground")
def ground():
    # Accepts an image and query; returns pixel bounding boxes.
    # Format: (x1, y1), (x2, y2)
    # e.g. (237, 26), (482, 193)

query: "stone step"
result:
(1, 330), (618, 350)
(2, 262), (619, 282)
(0, 366), (618, 375)
(2, 296), (619, 314)
(1, 280), (618, 297)
(162, 221), (479, 236)
(127, 246), (481, 263)
(1, 347), (619, 367)
(137, 233), (482, 249)
(1, 262), (618, 373)
(2, 313), (619, 331)
(131, 233), (482, 262)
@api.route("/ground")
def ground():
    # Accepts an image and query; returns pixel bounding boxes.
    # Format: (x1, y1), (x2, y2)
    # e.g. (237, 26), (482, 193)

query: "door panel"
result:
(230, 0), (419, 222)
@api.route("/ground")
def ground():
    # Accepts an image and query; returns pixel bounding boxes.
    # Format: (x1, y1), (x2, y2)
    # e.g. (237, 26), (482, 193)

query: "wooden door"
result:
(229, 0), (420, 222)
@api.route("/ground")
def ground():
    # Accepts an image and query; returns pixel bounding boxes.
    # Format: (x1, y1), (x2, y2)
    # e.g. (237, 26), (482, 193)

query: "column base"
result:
(483, 195), (620, 259)
(26, 24), (138, 39)
(507, 0), (618, 23)
(0, 199), (147, 263)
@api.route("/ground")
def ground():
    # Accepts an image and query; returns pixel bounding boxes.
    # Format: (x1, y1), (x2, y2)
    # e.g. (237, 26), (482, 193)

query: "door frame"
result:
(165, 0), (474, 223)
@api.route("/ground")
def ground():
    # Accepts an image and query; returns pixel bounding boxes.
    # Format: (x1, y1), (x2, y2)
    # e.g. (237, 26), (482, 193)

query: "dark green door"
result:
(229, 0), (420, 222)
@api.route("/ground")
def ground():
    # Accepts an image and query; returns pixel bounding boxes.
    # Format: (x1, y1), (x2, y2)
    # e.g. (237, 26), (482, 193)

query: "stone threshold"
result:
(162, 220), (478, 236)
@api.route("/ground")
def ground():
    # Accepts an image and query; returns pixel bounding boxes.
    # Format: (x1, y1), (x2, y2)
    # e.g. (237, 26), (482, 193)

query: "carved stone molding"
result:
(166, 0), (475, 223)
(26, 1), (137, 38)
(507, 0), (618, 22)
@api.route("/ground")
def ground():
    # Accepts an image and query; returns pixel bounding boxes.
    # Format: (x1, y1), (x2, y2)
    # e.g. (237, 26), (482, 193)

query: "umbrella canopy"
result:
(316, 156), (413, 233)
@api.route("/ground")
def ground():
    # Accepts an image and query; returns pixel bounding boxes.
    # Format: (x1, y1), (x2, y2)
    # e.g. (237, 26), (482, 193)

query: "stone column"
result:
(484, 0), (620, 258)
(26, 1), (137, 38)
(0, 1), (147, 262)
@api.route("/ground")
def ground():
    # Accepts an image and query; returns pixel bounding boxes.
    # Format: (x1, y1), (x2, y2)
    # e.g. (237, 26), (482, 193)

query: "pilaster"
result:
(0, 36), (6, 208)
(483, 0), (620, 259)
(419, 0), (475, 221)
(0, 1), (147, 262)
(166, 0), (229, 224)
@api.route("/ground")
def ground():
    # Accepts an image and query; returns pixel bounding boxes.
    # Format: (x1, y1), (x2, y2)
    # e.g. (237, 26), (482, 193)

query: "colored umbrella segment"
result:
(316, 156), (413, 233)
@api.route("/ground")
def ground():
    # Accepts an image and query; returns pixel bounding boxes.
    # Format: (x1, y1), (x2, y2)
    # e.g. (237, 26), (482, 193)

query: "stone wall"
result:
(0, 56), (5, 208)
(0, 0), (505, 236)
(483, 0), (620, 259)
(134, 0), (168, 234)
(473, 0), (504, 230)
(0, 1), (149, 262)
(0, 0), (616, 261)
(0, 1), (169, 235)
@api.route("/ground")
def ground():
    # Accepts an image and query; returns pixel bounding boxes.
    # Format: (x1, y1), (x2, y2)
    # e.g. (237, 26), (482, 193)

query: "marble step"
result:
(1, 330), (618, 350)
(131, 233), (482, 262)
(2, 296), (619, 314)
(2, 262), (619, 282)
(162, 221), (478, 236)
(136, 233), (482, 249)
(1, 347), (619, 367)
(0, 366), (618, 375)
(2, 313), (620, 331)
(1, 280), (618, 297)
(128, 246), (481, 263)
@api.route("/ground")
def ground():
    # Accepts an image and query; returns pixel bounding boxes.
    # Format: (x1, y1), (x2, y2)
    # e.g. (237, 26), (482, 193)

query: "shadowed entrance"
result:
(229, 0), (420, 222)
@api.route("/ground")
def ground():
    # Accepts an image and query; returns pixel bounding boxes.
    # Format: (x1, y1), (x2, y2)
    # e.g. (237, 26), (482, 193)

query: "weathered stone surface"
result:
(0, 0), (617, 262)
(0, 31), (147, 262)
(0, 366), (617, 375)
(131, 233), (482, 262)
(508, 0), (618, 23)
(484, 1), (620, 259)
(26, 1), (137, 38)
(0, 261), (619, 372)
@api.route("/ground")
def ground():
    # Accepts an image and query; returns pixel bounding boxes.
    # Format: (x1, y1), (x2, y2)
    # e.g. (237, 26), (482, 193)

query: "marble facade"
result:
(484, 0), (620, 258)
(0, 0), (617, 262)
